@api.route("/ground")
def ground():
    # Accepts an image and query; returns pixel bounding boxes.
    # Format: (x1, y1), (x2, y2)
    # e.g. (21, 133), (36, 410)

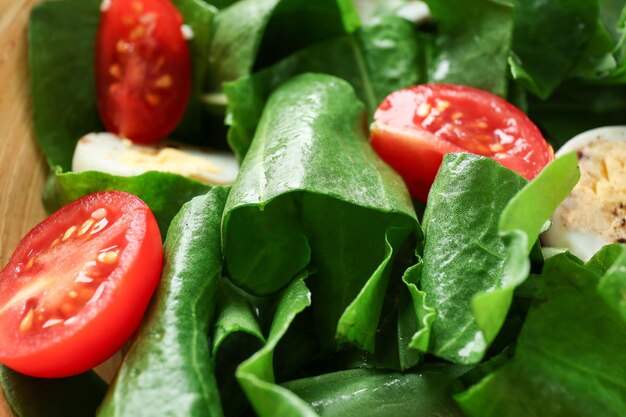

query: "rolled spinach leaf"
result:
(1, 366), (106, 417)
(97, 187), (229, 417)
(236, 277), (318, 417)
(224, 15), (423, 158)
(456, 253), (626, 417)
(424, 0), (514, 96)
(418, 153), (578, 364)
(284, 365), (470, 417)
(209, 0), (360, 85)
(223, 74), (418, 352)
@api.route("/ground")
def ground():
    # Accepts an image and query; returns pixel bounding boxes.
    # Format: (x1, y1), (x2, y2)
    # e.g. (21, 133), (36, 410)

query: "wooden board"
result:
(0, 0), (46, 415)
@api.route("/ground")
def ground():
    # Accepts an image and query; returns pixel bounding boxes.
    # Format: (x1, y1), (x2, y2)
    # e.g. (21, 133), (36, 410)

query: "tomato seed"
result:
(91, 208), (108, 220)
(416, 103), (430, 118)
(24, 257), (35, 271)
(50, 238), (60, 249)
(452, 112), (463, 121)
(63, 225), (77, 241)
(78, 219), (95, 237)
(68, 290), (78, 299)
(129, 26), (145, 40)
(109, 64), (122, 79)
(154, 74), (173, 89)
(435, 100), (450, 112)
(19, 309), (34, 332)
(145, 93), (160, 106)
(97, 250), (119, 265)
(42, 318), (64, 329)
(90, 217), (109, 234)
(490, 143), (504, 152)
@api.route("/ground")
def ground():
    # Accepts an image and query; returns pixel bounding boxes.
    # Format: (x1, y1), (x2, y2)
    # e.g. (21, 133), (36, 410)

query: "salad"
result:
(1, 0), (626, 416)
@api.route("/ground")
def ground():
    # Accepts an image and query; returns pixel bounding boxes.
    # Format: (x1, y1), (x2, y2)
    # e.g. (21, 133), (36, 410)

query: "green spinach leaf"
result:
(509, 0), (598, 99)
(97, 187), (229, 417)
(225, 15), (424, 158)
(43, 169), (211, 237)
(284, 365), (470, 417)
(209, 0), (360, 85)
(418, 154), (578, 364)
(1, 367), (106, 417)
(424, 0), (514, 96)
(236, 277), (317, 417)
(223, 74), (418, 352)
(456, 253), (626, 417)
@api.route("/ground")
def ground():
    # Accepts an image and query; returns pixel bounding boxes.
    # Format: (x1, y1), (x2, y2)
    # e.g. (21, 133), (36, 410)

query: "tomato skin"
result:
(0, 191), (162, 378)
(96, 0), (191, 143)
(370, 84), (554, 201)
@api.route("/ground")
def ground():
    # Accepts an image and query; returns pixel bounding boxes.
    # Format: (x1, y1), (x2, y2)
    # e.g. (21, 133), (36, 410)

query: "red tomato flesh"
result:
(371, 84), (554, 201)
(96, 0), (191, 143)
(0, 191), (162, 377)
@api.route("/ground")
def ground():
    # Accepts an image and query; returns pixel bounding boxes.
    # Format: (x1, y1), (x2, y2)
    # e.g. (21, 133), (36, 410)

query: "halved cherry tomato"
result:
(0, 191), (162, 377)
(96, 0), (191, 143)
(370, 84), (554, 201)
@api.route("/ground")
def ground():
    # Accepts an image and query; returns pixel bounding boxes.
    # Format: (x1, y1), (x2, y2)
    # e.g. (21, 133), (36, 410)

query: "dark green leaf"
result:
(224, 15), (423, 158)
(213, 279), (265, 417)
(1, 367), (106, 417)
(28, 0), (102, 171)
(209, 0), (360, 85)
(97, 187), (229, 417)
(456, 253), (626, 417)
(284, 365), (469, 417)
(528, 82), (626, 150)
(43, 169), (211, 237)
(425, 0), (514, 96)
(236, 277), (317, 417)
(509, 0), (598, 98)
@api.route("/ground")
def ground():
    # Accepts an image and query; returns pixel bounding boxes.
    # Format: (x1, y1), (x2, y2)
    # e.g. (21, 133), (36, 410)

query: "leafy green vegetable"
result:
(43, 169), (211, 237)
(418, 153), (578, 364)
(419, 154), (528, 363)
(598, 245), (626, 323)
(223, 73), (418, 351)
(97, 187), (229, 417)
(0, 367), (106, 417)
(236, 277), (317, 417)
(284, 365), (470, 417)
(509, 0), (598, 99)
(456, 253), (626, 417)
(528, 82), (626, 149)
(212, 279), (265, 417)
(424, 0), (514, 96)
(28, 0), (102, 171)
(224, 15), (423, 158)
(209, 0), (360, 85)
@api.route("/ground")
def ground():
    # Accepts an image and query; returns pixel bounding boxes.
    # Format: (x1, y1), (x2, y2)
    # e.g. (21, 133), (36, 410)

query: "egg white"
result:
(541, 126), (626, 261)
(72, 132), (239, 185)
